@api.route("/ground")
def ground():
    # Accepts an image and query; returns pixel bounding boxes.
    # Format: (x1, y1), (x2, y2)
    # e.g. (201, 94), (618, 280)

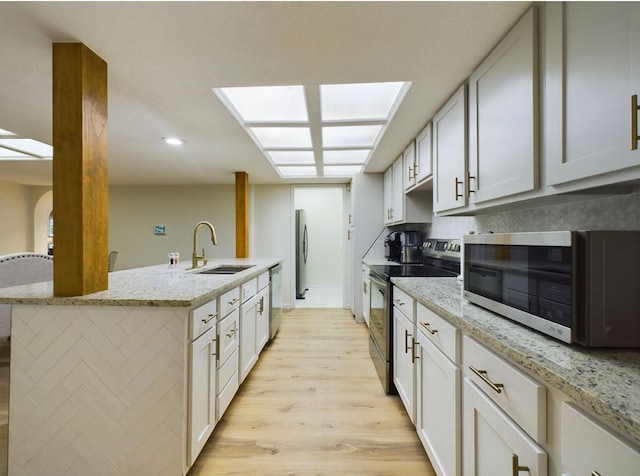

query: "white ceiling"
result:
(0, 1), (531, 186)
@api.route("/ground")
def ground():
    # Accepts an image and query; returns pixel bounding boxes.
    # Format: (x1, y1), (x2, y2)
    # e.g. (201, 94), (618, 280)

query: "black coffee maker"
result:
(384, 232), (402, 261)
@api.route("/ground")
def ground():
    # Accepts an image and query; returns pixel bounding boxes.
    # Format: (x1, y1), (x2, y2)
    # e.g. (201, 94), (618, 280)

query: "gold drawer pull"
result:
(512, 454), (529, 476)
(469, 365), (504, 394)
(455, 177), (464, 200)
(420, 322), (438, 335)
(228, 297), (239, 306)
(632, 94), (639, 150)
(592, 472), (602, 476)
(393, 299), (405, 307)
(226, 327), (237, 338)
(411, 337), (419, 364)
(201, 313), (216, 324)
(405, 330), (411, 354)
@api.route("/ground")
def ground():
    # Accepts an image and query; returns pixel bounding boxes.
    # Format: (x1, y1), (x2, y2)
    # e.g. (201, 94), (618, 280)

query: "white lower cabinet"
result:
(255, 286), (270, 353)
(217, 306), (240, 418)
(240, 294), (259, 383)
(560, 402), (640, 476)
(463, 378), (547, 476)
(393, 307), (416, 423)
(416, 330), (460, 476)
(188, 326), (217, 466)
(362, 265), (370, 327)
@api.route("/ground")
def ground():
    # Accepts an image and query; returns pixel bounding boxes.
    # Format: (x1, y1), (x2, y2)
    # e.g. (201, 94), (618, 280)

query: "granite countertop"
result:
(0, 257), (282, 308)
(392, 277), (640, 448)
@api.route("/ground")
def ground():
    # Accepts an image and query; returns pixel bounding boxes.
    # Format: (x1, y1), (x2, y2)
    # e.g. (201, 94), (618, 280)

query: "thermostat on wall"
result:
(154, 225), (166, 235)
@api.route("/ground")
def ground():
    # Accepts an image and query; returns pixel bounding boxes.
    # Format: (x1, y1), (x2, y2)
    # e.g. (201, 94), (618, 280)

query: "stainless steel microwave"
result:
(463, 231), (640, 347)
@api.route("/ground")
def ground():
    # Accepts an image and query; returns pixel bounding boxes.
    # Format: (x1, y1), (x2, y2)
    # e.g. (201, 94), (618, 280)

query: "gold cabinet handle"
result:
(411, 337), (419, 364)
(201, 313), (216, 324)
(467, 172), (476, 197)
(469, 365), (504, 394)
(512, 454), (529, 476)
(405, 329), (411, 354)
(420, 322), (438, 335)
(408, 165), (414, 180)
(393, 299), (405, 307)
(226, 327), (237, 338)
(414, 162), (420, 175)
(591, 472), (602, 476)
(228, 297), (239, 306)
(455, 177), (464, 200)
(632, 94), (639, 150)
(258, 296), (264, 315)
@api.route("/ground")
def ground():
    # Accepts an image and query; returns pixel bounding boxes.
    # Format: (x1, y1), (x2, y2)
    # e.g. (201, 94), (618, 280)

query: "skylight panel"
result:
(321, 82), (407, 121)
(322, 125), (383, 148)
(0, 138), (53, 157)
(268, 151), (315, 165)
(250, 127), (312, 148)
(278, 166), (317, 177)
(0, 128), (16, 136)
(323, 165), (363, 176)
(216, 86), (308, 122)
(323, 150), (370, 164)
(0, 146), (30, 159)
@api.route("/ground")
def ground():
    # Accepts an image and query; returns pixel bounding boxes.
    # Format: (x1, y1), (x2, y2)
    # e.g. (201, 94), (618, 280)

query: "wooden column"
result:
(235, 172), (249, 258)
(52, 43), (109, 296)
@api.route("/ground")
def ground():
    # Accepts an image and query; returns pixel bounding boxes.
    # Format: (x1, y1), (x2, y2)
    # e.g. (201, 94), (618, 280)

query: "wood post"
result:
(235, 172), (249, 258)
(52, 43), (109, 296)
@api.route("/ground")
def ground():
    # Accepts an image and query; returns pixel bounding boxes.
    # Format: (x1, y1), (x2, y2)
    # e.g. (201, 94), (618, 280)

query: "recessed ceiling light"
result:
(162, 137), (184, 146)
(324, 165), (364, 176)
(323, 150), (370, 164)
(278, 166), (317, 177)
(321, 82), (407, 121)
(322, 125), (383, 148)
(250, 127), (312, 148)
(216, 86), (308, 122)
(268, 150), (315, 165)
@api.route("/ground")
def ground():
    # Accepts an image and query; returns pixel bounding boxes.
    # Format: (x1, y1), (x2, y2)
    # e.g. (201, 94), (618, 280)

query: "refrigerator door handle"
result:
(303, 225), (308, 264)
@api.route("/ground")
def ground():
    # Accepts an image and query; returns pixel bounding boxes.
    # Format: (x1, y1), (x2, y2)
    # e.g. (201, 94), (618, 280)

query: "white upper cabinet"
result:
(545, 2), (640, 186)
(403, 141), (417, 191)
(433, 84), (468, 213)
(383, 165), (394, 224)
(468, 7), (538, 204)
(414, 123), (433, 185)
(392, 156), (405, 223)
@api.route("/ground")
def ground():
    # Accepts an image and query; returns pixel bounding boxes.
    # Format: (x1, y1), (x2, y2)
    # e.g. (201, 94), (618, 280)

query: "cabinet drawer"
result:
(241, 278), (258, 302)
(218, 347), (238, 392)
(217, 369), (239, 419)
(417, 303), (459, 364)
(463, 335), (546, 443)
(561, 402), (640, 475)
(218, 308), (240, 365)
(190, 299), (217, 340)
(258, 271), (269, 291)
(219, 287), (241, 317)
(393, 287), (415, 322)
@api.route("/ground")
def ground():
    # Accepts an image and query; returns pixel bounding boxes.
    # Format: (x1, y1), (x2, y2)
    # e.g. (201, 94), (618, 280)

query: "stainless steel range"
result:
(368, 239), (461, 394)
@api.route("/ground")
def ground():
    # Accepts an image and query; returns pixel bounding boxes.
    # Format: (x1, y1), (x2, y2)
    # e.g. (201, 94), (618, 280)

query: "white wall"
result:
(251, 184), (293, 308)
(109, 185), (236, 270)
(294, 186), (344, 287)
(0, 180), (32, 254)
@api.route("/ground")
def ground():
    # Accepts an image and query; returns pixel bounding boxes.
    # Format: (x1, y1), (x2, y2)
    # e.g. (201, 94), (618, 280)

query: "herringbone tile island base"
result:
(188, 308), (436, 476)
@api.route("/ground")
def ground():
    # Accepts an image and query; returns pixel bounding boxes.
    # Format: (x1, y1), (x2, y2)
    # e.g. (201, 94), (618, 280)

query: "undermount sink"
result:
(197, 264), (255, 275)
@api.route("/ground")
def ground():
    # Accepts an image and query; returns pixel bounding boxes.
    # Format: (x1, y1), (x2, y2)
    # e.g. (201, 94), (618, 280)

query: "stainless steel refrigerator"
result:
(295, 209), (308, 299)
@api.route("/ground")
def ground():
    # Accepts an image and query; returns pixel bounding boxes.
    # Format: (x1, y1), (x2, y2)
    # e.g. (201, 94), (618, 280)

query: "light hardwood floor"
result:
(188, 308), (436, 476)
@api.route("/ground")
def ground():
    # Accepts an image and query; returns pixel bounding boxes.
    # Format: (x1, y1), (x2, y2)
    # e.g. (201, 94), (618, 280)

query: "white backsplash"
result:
(428, 191), (640, 239)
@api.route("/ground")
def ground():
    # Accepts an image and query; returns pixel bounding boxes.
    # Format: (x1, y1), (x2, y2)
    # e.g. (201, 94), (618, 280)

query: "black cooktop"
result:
(370, 264), (459, 280)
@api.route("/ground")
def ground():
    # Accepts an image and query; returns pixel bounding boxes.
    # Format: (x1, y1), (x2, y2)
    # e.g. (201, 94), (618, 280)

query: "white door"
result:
(468, 7), (538, 204)
(463, 378), (547, 476)
(240, 294), (259, 382)
(433, 84), (468, 213)
(545, 2), (640, 186)
(189, 327), (216, 465)
(393, 308), (415, 423)
(416, 332), (460, 476)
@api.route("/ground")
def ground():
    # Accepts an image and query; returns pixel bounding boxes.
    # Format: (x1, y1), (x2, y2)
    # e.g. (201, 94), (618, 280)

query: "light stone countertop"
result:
(0, 257), (282, 308)
(392, 276), (640, 448)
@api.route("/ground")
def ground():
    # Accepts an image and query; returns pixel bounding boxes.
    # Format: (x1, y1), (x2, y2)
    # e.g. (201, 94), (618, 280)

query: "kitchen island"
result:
(393, 276), (640, 473)
(0, 257), (281, 476)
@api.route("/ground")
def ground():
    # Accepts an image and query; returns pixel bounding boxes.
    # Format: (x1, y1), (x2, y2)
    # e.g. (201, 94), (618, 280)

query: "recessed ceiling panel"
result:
(324, 165), (363, 176)
(322, 125), (383, 148)
(250, 127), (312, 148)
(0, 146), (30, 159)
(323, 150), (370, 164)
(268, 150), (315, 165)
(217, 86), (308, 122)
(278, 166), (317, 177)
(321, 82), (407, 121)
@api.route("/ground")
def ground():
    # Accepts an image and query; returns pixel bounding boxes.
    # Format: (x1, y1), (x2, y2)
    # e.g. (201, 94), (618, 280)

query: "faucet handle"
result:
(202, 248), (208, 266)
